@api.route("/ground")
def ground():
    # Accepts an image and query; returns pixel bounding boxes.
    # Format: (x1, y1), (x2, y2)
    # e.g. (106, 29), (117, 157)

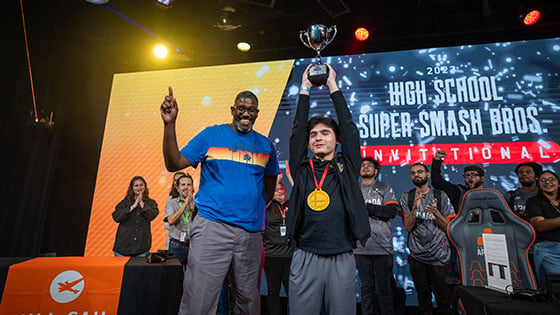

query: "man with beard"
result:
(160, 87), (279, 315)
(164, 174), (195, 267)
(431, 149), (485, 212)
(354, 158), (399, 315)
(399, 163), (456, 315)
(505, 162), (543, 221)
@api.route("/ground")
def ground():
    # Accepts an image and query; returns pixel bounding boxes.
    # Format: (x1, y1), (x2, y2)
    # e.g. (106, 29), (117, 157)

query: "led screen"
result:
(87, 37), (560, 305)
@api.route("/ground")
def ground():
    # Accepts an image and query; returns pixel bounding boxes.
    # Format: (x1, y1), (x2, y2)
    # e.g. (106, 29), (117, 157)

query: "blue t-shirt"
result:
(180, 124), (279, 232)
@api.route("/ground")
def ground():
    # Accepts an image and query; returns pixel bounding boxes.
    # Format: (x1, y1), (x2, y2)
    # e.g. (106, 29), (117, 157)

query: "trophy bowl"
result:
(299, 24), (337, 85)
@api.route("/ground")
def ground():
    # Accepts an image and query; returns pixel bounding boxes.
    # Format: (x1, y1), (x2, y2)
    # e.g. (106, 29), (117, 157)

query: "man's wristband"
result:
(300, 86), (310, 92)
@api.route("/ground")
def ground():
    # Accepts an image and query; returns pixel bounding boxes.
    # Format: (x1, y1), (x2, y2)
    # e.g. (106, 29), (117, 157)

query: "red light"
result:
(354, 27), (369, 41)
(523, 10), (541, 26)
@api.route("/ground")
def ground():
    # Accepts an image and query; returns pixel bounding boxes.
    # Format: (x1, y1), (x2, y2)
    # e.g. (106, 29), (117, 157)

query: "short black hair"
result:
(307, 116), (340, 141)
(362, 157), (380, 170)
(515, 162), (543, 176)
(410, 162), (428, 172)
(234, 91), (258, 105)
(464, 165), (484, 176)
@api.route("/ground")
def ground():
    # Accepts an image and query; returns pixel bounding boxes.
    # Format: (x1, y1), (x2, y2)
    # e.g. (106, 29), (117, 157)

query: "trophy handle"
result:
(325, 25), (337, 46)
(299, 31), (314, 50)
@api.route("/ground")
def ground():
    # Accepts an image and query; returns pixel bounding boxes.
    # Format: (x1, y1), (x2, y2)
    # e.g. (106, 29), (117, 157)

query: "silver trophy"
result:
(299, 24), (337, 85)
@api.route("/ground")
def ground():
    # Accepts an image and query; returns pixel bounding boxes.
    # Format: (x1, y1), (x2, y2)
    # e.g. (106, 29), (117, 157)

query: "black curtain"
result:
(1, 0), (112, 257)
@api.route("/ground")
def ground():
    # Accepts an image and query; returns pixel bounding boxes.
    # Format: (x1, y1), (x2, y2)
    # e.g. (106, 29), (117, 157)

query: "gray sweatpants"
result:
(178, 215), (263, 315)
(289, 248), (357, 315)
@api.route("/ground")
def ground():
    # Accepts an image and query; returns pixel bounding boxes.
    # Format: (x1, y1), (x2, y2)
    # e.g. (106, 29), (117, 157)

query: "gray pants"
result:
(178, 215), (263, 315)
(289, 248), (357, 315)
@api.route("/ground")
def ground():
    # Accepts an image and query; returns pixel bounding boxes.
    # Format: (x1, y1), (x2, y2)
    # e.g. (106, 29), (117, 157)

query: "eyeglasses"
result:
(233, 105), (259, 114)
(361, 163), (375, 168)
(463, 173), (481, 178)
(539, 177), (558, 183)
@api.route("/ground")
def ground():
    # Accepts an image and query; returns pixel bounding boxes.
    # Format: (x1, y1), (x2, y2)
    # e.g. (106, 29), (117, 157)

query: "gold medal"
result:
(307, 189), (330, 211)
(307, 158), (331, 211)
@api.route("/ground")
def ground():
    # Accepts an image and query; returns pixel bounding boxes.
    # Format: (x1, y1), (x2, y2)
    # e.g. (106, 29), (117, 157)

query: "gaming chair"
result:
(447, 188), (537, 290)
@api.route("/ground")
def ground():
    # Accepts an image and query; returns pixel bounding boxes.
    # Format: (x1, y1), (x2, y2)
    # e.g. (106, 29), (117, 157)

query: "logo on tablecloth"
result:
(49, 270), (85, 303)
(0, 257), (126, 314)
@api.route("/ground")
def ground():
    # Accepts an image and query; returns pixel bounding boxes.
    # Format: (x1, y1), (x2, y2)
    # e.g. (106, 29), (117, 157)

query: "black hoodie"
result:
(286, 91), (370, 253)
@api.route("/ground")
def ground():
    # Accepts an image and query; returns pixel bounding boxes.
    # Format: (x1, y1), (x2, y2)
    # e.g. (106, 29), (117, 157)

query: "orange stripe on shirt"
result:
(384, 200), (399, 206)
(206, 147), (270, 167)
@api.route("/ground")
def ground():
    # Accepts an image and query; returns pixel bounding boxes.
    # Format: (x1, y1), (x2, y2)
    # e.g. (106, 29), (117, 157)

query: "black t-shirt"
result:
(296, 160), (354, 255)
(526, 196), (560, 242)
(263, 200), (296, 257)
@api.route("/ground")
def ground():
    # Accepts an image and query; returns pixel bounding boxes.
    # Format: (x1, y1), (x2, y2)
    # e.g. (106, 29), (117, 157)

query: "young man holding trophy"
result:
(286, 62), (370, 314)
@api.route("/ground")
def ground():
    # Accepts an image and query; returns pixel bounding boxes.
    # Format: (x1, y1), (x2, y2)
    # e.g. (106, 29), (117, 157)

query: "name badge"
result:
(180, 231), (187, 242)
(280, 225), (286, 237)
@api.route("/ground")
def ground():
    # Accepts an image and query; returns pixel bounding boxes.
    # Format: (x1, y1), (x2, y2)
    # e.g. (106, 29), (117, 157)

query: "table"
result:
(0, 257), (183, 315)
(457, 286), (560, 315)
(118, 257), (183, 314)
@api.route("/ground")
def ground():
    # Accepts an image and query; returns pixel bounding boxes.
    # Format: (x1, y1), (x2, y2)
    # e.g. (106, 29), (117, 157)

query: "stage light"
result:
(214, 6), (241, 31)
(523, 10), (541, 25)
(153, 44), (168, 59)
(156, 0), (173, 6)
(85, 0), (109, 4)
(354, 27), (369, 41)
(237, 42), (251, 52)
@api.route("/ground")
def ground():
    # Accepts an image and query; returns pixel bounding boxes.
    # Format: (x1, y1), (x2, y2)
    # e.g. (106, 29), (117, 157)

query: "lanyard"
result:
(309, 158), (330, 191)
(278, 204), (287, 224)
(278, 205), (287, 219)
(178, 200), (190, 224)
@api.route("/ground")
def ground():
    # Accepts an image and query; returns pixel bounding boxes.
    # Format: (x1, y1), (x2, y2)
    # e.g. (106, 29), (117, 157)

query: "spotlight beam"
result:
(101, 3), (180, 52)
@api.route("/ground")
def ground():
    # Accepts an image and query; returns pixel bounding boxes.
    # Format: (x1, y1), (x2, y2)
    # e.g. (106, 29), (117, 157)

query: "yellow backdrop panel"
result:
(85, 60), (294, 256)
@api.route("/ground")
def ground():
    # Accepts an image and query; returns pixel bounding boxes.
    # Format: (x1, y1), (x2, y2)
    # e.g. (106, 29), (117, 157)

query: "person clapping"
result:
(112, 176), (159, 257)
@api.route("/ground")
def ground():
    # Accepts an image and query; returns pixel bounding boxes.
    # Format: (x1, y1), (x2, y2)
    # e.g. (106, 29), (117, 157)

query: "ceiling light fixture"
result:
(237, 42), (251, 52)
(153, 44), (169, 59)
(214, 6), (242, 31)
(354, 27), (369, 41)
(84, 0), (109, 4)
(523, 9), (541, 25)
(156, 0), (173, 9)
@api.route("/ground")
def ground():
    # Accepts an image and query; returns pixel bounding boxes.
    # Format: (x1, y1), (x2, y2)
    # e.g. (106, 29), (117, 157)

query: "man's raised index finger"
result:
(168, 86), (174, 97)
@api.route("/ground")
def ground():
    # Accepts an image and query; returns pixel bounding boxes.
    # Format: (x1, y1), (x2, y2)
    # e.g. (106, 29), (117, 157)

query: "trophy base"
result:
(308, 64), (329, 86)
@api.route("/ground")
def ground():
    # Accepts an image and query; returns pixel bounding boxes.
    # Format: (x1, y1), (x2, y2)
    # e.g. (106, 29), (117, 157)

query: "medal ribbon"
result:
(309, 158), (330, 191)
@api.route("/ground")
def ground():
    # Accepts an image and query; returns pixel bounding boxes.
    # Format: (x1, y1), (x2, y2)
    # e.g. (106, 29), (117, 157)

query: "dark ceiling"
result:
(16, 0), (560, 71)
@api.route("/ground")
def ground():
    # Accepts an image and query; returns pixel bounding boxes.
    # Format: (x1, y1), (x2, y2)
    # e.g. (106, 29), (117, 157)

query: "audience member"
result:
(505, 162), (543, 220)
(164, 174), (195, 267)
(526, 170), (560, 287)
(399, 163), (456, 315)
(164, 171), (187, 249)
(354, 158), (399, 315)
(286, 64), (370, 315)
(112, 176), (159, 257)
(431, 149), (484, 212)
(160, 87), (279, 314)
(263, 182), (295, 315)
